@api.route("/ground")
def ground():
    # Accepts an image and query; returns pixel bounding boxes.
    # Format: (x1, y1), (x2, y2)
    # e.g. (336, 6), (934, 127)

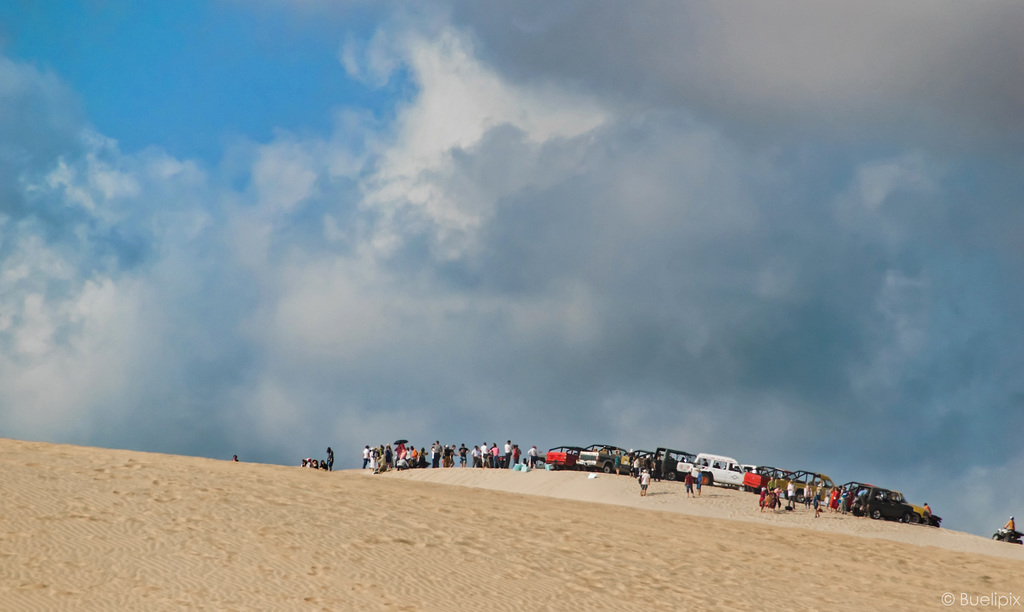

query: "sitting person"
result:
(395, 457), (410, 470)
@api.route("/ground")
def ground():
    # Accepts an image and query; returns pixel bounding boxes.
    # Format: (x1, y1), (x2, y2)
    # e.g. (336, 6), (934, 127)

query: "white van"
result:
(694, 453), (746, 488)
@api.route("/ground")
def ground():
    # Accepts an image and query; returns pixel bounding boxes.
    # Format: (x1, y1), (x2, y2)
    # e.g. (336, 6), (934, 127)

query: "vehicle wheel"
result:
(602, 464), (613, 474)
(795, 493), (805, 504)
(665, 471), (677, 481)
(909, 513), (920, 524)
(993, 534), (1001, 541)
(870, 509), (882, 520)
(703, 473), (714, 486)
(901, 512), (912, 523)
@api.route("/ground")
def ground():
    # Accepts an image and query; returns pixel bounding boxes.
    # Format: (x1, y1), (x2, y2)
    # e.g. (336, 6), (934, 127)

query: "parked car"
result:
(861, 487), (917, 523)
(835, 482), (874, 513)
(766, 469), (802, 493)
(544, 446), (582, 470)
(743, 466), (792, 493)
(577, 444), (630, 474)
(766, 470), (836, 503)
(655, 447), (699, 481)
(694, 453), (745, 488)
(794, 472), (836, 503)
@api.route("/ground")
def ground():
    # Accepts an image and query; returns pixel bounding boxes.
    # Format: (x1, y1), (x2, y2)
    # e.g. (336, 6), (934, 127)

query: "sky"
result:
(1, 0), (1022, 536)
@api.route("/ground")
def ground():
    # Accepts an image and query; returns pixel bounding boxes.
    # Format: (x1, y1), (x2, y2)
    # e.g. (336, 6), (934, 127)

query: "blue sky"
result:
(0, 1), (406, 161)
(1, 1), (1023, 537)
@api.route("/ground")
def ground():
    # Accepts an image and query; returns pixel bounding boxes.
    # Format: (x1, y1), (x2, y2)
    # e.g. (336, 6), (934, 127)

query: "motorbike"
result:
(992, 528), (1023, 544)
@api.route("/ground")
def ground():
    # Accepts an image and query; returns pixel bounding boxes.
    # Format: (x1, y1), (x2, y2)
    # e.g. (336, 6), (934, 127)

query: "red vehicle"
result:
(545, 446), (582, 470)
(742, 466), (791, 493)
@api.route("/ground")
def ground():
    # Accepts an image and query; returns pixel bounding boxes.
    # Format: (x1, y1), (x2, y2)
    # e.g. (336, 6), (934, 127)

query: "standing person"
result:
(459, 444), (468, 467)
(690, 464), (703, 497)
(684, 470), (695, 498)
(482, 442), (490, 468)
(504, 440), (513, 469)
(639, 469), (651, 497)
(491, 443), (500, 469)
(385, 445), (393, 468)
(512, 444), (521, 467)
(813, 494), (822, 518)
(759, 487), (767, 512)
(787, 481), (796, 510)
(326, 447), (334, 471)
(362, 445), (371, 469)
(527, 445), (538, 468)
(472, 445), (481, 468)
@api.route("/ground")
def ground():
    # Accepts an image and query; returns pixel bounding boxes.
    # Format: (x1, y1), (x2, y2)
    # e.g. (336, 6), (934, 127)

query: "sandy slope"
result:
(1, 438), (1021, 611)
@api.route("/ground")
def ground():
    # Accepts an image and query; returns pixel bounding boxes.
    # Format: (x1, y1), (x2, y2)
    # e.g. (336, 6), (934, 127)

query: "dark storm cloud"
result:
(375, 103), (1024, 491)
(448, 1), (1024, 148)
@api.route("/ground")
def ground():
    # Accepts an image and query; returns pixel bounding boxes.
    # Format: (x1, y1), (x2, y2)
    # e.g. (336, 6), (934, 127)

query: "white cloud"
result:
(251, 138), (321, 213)
(356, 28), (607, 260)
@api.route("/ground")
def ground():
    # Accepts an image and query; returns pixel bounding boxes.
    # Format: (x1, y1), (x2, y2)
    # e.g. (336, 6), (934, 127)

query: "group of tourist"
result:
(361, 441), (540, 473)
(300, 447), (334, 471)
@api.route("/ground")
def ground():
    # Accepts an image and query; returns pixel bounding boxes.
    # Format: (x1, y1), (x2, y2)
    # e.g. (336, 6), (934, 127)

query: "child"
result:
(813, 494), (821, 518)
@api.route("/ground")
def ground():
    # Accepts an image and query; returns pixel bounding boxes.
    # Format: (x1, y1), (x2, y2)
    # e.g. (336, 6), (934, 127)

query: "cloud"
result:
(447, 1), (1024, 148)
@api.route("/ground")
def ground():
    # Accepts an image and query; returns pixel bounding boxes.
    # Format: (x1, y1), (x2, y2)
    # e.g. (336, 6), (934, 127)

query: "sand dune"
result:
(1, 438), (1021, 610)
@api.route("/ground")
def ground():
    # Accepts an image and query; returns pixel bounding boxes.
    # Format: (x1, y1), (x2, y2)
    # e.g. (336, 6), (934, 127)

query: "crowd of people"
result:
(300, 447), (334, 471)
(361, 441), (541, 473)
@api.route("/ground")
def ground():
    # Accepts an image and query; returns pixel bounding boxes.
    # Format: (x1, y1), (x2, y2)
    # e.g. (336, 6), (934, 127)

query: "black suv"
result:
(862, 487), (917, 523)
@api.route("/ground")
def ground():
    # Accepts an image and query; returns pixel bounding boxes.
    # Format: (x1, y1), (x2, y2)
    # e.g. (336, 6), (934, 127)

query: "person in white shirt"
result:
(639, 470), (651, 497)
(527, 445), (538, 468)
(362, 446), (370, 469)
(504, 441), (512, 469)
